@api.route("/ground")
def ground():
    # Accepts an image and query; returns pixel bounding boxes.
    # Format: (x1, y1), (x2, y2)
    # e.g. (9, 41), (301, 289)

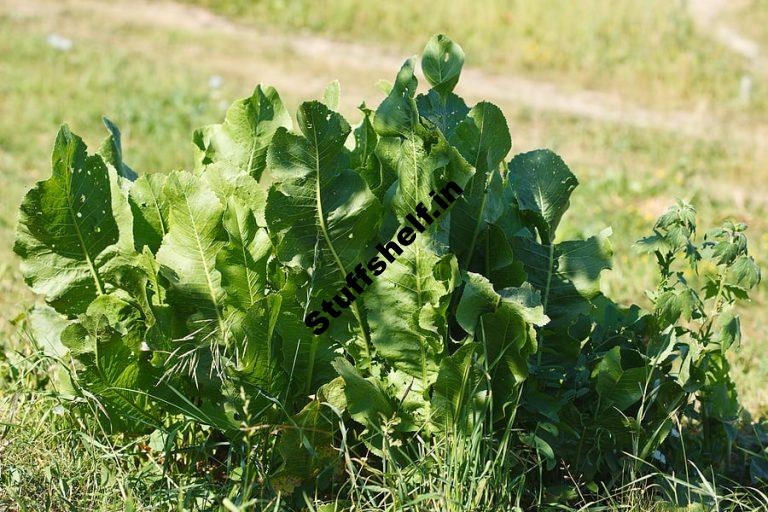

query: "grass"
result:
(185, 0), (768, 118)
(0, 350), (126, 509)
(1, 0), (767, 509)
(3, 345), (768, 510)
(728, 0), (768, 50)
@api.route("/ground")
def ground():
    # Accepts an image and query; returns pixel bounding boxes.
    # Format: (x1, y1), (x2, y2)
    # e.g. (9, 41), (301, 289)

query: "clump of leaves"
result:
(14, 34), (766, 505)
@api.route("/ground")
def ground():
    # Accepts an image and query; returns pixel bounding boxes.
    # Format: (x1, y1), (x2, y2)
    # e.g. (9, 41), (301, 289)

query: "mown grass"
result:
(1, 0), (767, 509)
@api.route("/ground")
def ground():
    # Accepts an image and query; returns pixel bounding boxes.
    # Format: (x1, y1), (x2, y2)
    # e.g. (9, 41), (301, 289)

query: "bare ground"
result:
(689, 0), (766, 70)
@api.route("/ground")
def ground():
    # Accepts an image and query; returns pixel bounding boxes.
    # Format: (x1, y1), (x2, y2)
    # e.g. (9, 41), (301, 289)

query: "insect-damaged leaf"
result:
(374, 58), (419, 138)
(417, 34), (469, 137)
(421, 34), (465, 98)
(15, 126), (120, 315)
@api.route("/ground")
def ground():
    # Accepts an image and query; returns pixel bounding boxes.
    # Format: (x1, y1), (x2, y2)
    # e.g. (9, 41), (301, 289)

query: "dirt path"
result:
(689, 0), (766, 71)
(87, 0), (718, 135)
(8, 0), (761, 142)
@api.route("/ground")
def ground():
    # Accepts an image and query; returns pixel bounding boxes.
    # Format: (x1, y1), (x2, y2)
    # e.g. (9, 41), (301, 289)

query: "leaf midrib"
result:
(309, 119), (372, 364)
(464, 104), (491, 268)
(147, 183), (167, 239)
(234, 212), (258, 307)
(66, 168), (105, 296)
(414, 244), (428, 391)
(403, 131), (431, 389)
(536, 241), (556, 367)
(181, 189), (225, 331)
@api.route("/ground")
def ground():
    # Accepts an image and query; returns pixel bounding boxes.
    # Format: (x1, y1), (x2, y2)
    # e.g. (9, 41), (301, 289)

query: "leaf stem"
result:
(536, 241), (555, 368)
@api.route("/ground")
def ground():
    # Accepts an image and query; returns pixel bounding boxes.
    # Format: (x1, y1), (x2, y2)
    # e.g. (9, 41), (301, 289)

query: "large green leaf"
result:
(457, 273), (547, 404)
(266, 102), (381, 274)
(216, 197), (272, 311)
(713, 306), (741, 352)
(27, 304), (71, 358)
(416, 91), (469, 139)
(450, 102), (510, 174)
(594, 346), (650, 411)
(265, 101), (382, 359)
(354, 105), (398, 201)
(84, 293), (145, 352)
(511, 229), (613, 329)
(448, 102), (511, 269)
(279, 310), (339, 402)
(468, 223), (526, 289)
(322, 80), (341, 110)
(62, 314), (161, 433)
(104, 247), (166, 320)
(99, 117), (138, 181)
(388, 132), (473, 227)
(277, 268), (341, 404)
(375, 60), (473, 228)
(457, 274), (548, 336)
(374, 58), (419, 138)
(509, 150), (578, 244)
(364, 237), (458, 390)
(225, 295), (287, 416)
(421, 34), (464, 98)
(417, 34), (469, 137)
(15, 126), (120, 315)
(156, 171), (226, 325)
(193, 84), (291, 180)
(699, 352), (739, 422)
(333, 359), (394, 430)
(272, 377), (345, 494)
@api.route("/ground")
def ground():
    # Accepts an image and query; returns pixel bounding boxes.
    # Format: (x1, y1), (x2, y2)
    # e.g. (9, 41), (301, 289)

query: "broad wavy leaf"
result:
(15, 126), (120, 314)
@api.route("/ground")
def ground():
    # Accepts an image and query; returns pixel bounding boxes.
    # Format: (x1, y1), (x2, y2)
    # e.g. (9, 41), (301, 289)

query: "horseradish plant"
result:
(14, 34), (764, 496)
